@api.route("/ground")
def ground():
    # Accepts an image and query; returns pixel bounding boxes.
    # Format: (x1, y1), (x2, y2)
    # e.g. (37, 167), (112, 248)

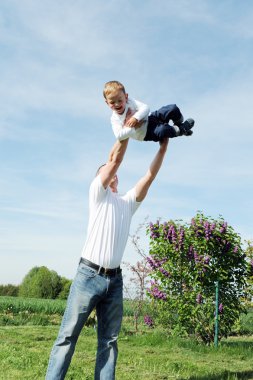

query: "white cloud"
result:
(1, 0), (145, 67)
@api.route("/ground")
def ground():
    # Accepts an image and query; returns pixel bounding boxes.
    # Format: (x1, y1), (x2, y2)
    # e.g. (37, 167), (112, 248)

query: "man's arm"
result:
(135, 138), (169, 202)
(99, 138), (129, 189)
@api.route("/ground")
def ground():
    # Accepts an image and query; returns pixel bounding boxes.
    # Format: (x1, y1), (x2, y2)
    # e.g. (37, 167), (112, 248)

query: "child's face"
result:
(105, 90), (128, 115)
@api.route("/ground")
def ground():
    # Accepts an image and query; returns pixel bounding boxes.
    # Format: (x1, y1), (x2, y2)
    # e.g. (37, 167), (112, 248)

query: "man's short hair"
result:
(103, 81), (126, 99)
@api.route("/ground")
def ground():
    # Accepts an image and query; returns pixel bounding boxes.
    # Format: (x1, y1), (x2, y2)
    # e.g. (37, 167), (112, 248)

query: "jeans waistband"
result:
(79, 257), (121, 277)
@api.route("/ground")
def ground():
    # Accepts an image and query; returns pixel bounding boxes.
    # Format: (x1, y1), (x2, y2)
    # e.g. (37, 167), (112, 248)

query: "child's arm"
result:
(111, 116), (137, 141)
(124, 108), (143, 129)
(125, 98), (150, 128)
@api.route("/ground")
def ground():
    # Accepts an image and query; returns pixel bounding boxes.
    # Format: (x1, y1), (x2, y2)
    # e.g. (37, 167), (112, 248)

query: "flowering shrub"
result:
(146, 212), (250, 344)
(244, 240), (253, 306)
(144, 314), (154, 328)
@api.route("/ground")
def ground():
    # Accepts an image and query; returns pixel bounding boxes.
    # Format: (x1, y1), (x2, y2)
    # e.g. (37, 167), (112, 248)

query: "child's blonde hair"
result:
(103, 80), (126, 99)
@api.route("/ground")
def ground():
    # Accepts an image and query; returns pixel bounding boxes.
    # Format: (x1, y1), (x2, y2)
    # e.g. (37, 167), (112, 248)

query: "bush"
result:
(57, 277), (72, 299)
(146, 212), (250, 344)
(19, 266), (62, 299)
(232, 308), (253, 335)
(0, 284), (19, 297)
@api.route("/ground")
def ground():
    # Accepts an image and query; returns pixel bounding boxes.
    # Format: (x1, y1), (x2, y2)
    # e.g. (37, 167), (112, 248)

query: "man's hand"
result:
(159, 138), (169, 151)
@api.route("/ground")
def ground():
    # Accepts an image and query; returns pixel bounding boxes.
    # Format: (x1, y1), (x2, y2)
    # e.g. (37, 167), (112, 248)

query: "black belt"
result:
(80, 257), (121, 276)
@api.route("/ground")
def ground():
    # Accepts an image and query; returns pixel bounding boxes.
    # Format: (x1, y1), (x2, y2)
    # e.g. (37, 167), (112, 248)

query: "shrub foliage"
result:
(146, 212), (251, 344)
(19, 266), (63, 299)
(0, 284), (19, 297)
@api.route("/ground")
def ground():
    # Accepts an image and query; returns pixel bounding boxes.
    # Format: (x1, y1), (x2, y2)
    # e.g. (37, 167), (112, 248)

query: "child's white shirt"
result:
(111, 97), (150, 141)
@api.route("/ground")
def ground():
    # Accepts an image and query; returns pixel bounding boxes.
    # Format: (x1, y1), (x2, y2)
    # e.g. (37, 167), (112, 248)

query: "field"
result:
(0, 297), (253, 379)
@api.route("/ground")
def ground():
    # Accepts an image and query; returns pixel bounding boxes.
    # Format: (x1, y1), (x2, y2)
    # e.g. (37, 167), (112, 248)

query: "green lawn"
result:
(0, 326), (253, 380)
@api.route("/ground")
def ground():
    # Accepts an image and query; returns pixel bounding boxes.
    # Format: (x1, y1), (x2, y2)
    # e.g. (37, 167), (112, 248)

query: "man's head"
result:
(103, 80), (128, 115)
(96, 164), (118, 193)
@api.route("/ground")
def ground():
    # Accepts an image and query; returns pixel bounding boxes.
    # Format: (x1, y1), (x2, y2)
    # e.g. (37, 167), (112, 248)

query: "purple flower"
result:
(146, 256), (158, 270)
(220, 222), (227, 234)
(147, 282), (167, 300)
(162, 223), (168, 237)
(144, 315), (154, 328)
(187, 245), (194, 260)
(194, 251), (200, 263)
(149, 222), (160, 239)
(204, 221), (211, 240)
(171, 226), (177, 243)
(218, 303), (223, 314)
(220, 240), (231, 254)
(191, 218), (196, 226)
(204, 256), (210, 265)
(165, 224), (177, 244)
(159, 267), (170, 277)
(178, 226), (185, 248)
(147, 256), (167, 270)
(196, 293), (203, 304)
(233, 246), (238, 253)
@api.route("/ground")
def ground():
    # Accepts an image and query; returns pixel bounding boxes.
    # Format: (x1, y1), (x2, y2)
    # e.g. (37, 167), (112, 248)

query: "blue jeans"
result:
(144, 104), (183, 141)
(45, 261), (123, 380)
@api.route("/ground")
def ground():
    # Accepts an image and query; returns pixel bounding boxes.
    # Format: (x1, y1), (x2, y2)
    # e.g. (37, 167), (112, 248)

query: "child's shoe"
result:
(178, 118), (195, 136)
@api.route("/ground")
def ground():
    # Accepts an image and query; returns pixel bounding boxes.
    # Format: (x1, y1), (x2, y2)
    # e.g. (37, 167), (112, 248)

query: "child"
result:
(103, 80), (195, 142)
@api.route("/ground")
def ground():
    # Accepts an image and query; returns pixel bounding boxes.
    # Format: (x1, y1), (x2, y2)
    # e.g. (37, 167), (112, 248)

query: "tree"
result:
(146, 212), (249, 344)
(19, 266), (62, 299)
(57, 277), (72, 299)
(123, 260), (151, 332)
(0, 284), (19, 296)
(122, 219), (153, 332)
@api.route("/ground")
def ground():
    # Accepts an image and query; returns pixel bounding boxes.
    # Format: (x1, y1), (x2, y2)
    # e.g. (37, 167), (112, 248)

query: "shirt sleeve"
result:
(89, 175), (107, 206)
(111, 116), (137, 140)
(130, 98), (150, 121)
(123, 187), (142, 215)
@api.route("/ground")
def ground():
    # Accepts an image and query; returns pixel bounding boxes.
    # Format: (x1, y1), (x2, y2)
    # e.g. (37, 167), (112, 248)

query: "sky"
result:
(1, 0), (253, 285)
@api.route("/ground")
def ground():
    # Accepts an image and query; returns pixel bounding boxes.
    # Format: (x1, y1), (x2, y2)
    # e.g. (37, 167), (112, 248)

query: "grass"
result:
(0, 296), (66, 314)
(0, 297), (253, 379)
(0, 297), (135, 316)
(0, 296), (66, 326)
(0, 326), (253, 380)
(0, 297), (137, 327)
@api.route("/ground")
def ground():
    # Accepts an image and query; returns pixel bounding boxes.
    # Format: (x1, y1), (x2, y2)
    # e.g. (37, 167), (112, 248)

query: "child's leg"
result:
(151, 104), (183, 125)
(144, 115), (195, 141)
(144, 114), (179, 141)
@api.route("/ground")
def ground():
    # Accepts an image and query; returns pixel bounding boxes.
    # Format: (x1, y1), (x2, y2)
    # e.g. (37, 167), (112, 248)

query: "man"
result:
(46, 137), (169, 379)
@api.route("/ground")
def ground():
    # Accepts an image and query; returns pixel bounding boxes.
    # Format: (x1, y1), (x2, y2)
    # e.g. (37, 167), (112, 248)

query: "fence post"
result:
(214, 280), (219, 347)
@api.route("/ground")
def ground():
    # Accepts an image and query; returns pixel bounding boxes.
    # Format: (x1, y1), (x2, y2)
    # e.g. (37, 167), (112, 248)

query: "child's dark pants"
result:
(144, 104), (183, 141)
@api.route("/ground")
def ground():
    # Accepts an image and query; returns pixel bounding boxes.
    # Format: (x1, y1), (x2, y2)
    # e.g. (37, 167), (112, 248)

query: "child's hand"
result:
(124, 108), (142, 129)
(125, 116), (139, 128)
(124, 108), (134, 123)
